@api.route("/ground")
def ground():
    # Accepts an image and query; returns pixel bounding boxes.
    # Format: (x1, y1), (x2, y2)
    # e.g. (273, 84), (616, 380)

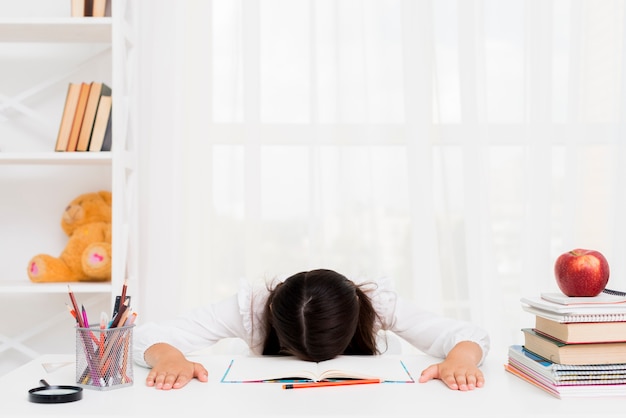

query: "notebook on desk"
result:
(220, 355), (415, 383)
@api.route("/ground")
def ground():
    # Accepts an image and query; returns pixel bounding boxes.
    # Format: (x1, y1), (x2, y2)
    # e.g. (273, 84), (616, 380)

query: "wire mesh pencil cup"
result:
(75, 324), (134, 390)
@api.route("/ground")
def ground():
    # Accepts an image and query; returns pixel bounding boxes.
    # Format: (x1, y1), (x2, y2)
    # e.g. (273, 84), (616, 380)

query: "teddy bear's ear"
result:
(98, 190), (112, 206)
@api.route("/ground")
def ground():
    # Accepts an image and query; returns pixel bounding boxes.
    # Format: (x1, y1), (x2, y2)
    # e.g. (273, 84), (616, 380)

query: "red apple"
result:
(554, 249), (610, 297)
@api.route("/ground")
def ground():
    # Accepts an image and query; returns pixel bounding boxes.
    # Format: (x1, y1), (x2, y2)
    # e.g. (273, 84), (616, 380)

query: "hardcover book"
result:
(66, 82), (91, 151)
(522, 328), (626, 365)
(88, 95), (112, 152)
(76, 82), (112, 151)
(55, 83), (81, 152)
(534, 315), (626, 344)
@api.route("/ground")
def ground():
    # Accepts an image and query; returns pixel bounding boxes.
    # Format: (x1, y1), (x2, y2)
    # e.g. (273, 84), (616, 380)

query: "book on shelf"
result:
(55, 83), (82, 152)
(66, 82), (91, 151)
(76, 82), (112, 152)
(72, 0), (110, 17)
(220, 355), (414, 383)
(508, 345), (626, 383)
(522, 328), (626, 365)
(71, 0), (86, 17)
(505, 360), (626, 399)
(88, 95), (112, 152)
(534, 315), (626, 344)
(99, 105), (112, 151)
(92, 0), (108, 17)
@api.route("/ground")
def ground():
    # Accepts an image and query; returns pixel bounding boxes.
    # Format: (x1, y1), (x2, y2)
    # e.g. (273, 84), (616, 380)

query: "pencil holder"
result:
(75, 324), (134, 390)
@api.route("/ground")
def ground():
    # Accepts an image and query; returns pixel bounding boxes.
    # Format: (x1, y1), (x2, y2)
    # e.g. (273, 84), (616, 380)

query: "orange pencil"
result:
(282, 379), (382, 389)
(65, 303), (77, 322)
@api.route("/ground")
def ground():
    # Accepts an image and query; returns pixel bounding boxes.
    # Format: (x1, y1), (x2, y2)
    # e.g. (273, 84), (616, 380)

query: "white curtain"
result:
(137, 0), (626, 352)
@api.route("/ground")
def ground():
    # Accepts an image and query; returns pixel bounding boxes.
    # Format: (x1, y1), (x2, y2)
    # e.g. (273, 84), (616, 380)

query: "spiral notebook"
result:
(522, 304), (626, 323)
(522, 292), (626, 312)
(521, 292), (626, 323)
(508, 345), (626, 376)
(540, 290), (626, 306)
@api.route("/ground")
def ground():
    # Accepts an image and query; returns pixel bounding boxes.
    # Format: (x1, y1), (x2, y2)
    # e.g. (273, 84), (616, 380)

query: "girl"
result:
(134, 269), (490, 391)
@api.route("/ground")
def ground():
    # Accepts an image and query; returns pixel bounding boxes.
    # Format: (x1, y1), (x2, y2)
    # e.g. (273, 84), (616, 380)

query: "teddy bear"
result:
(27, 190), (112, 282)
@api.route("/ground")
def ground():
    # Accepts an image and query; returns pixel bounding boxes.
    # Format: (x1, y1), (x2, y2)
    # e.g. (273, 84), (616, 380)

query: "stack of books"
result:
(506, 290), (626, 398)
(55, 81), (112, 153)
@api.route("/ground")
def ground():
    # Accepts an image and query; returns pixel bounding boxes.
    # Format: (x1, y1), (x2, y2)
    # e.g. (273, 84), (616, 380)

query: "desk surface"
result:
(2, 350), (625, 418)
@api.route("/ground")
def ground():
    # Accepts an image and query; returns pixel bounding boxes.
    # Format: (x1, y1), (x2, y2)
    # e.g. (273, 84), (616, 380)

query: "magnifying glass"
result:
(28, 379), (83, 404)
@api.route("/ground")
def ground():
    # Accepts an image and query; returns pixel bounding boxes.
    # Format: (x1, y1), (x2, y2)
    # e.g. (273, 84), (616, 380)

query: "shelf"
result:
(0, 18), (111, 43)
(0, 152), (112, 165)
(0, 280), (112, 294)
(0, 1), (137, 380)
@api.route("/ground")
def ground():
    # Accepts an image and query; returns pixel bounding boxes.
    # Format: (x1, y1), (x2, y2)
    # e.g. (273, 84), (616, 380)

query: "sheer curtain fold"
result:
(402, 0), (442, 312)
(455, 0), (495, 326)
(137, 1), (626, 352)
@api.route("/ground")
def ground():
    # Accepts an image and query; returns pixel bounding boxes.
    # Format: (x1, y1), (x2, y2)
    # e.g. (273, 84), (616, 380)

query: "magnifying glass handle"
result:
(39, 379), (50, 387)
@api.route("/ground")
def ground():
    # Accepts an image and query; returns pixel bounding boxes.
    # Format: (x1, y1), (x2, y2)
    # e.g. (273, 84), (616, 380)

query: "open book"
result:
(220, 355), (415, 383)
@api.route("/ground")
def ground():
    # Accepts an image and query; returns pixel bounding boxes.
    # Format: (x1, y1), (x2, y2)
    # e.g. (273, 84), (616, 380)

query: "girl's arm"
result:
(382, 293), (490, 390)
(418, 340), (484, 390)
(133, 293), (250, 389)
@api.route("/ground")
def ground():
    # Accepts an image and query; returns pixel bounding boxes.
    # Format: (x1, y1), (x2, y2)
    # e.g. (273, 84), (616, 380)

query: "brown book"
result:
(76, 82), (112, 151)
(89, 95), (112, 151)
(66, 82), (91, 151)
(84, 0), (93, 16)
(535, 316), (626, 344)
(55, 83), (81, 151)
(522, 328), (626, 365)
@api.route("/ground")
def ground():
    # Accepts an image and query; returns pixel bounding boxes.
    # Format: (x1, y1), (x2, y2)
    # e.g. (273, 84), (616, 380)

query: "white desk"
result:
(2, 350), (625, 418)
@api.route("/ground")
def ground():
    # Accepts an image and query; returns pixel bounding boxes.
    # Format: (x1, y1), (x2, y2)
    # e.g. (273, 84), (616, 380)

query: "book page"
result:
(221, 355), (414, 383)
(317, 355), (413, 382)
(222, 356), (318, 382)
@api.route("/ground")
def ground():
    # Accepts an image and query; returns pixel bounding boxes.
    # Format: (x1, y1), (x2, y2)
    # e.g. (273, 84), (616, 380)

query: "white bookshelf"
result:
(0, 280), (112, 294)
(0, 0), (138, 374)
(0, 152), (112, 164)
(0, 17), (111, 42)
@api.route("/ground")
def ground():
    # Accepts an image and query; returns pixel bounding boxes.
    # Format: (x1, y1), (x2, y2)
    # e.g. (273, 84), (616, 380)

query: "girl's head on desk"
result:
(262, 269), (379, 362)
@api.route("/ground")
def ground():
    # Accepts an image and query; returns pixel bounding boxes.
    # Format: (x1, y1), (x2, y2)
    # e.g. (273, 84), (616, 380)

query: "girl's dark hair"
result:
(262, 269), (380, 362)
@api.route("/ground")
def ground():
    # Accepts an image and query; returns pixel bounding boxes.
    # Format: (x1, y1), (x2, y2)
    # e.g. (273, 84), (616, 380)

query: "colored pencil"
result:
(282, 379), (382, 389)
(120, 279), (128, 308)
(67, 285), (84, 327)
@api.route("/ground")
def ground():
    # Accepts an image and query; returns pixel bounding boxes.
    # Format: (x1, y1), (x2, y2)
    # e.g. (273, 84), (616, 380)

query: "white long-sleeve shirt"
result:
(133, 278), (490, 368)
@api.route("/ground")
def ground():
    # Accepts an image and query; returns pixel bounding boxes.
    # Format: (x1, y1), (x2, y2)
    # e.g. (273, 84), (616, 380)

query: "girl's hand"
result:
(418, 341), (484, 391)
(144, 343), (209, 390)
